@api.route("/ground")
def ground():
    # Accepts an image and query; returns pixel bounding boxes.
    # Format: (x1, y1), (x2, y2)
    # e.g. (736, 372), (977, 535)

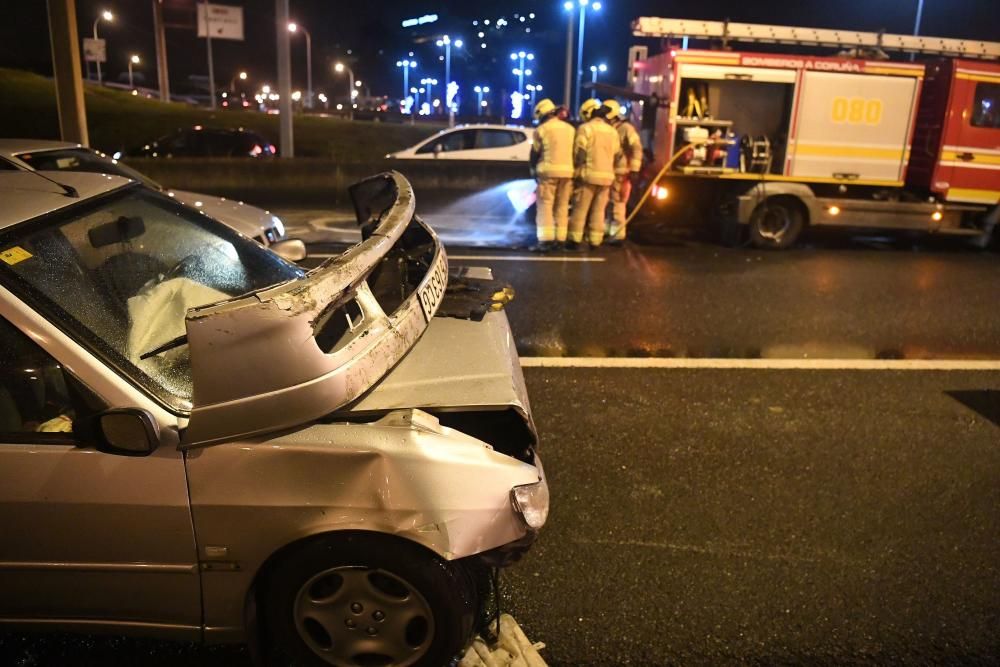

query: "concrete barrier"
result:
(128, 158), (532, 207)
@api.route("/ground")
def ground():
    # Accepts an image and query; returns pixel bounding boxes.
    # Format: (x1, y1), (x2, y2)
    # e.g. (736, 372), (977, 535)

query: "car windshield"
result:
(16, 148), (162, 190)
(0, 185), (304, 410)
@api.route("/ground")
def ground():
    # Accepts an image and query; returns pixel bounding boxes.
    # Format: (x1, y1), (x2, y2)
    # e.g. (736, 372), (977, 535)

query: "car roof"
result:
(0, 171), (133, 230)
(447, 123), (532, 132)
(0, 138), (81, 159)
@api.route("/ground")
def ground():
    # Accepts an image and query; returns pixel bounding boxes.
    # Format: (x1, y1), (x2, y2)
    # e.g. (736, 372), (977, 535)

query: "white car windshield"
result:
(0, 185), (304, 410)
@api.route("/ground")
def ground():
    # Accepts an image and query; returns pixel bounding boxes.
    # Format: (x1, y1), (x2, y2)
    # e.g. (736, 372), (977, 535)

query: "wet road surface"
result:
(299, 235), (1000, 361)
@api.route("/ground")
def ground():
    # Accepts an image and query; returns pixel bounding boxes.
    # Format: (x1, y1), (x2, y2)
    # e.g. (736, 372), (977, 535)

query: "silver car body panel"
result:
(183, 171), (445, 446)
(349, 310), (535, 436)
(0, 139), (282, 245)
(187, 409), (541, 635)
(0, 171), (128, 226)
(167, 189), (278, 243)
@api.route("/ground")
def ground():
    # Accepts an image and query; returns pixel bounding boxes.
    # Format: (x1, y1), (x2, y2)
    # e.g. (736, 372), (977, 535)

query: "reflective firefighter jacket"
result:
(574, 118), (621, 186)
(531, 117), (576, 179)
(614, 120), (643, 176)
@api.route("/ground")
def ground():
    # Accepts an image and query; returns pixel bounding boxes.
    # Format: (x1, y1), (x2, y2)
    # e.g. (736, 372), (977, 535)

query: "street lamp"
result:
(526, 83), (544, 107)
(92, 9), (113, 84)
(510, 51), (534, 95)
(229, 70), (248, 92)
(589, 63), (607, 97)
(570, 0), (601, 114)
(421, 78), (438, 107)
(474, 85), (490, 115)
(288, 22), (313, 109)
(436, 35), (463, 126)
(127, 54), (140, 89)
(334, 62), (355, 120)
(396, 59), (417, 117)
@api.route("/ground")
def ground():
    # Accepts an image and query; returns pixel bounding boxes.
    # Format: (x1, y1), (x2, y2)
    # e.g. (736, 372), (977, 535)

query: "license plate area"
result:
(418, 250), (448, 322)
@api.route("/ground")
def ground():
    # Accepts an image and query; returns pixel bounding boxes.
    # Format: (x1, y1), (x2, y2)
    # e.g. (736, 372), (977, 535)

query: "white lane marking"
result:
(447, 255), (606, 263)
(520, 357), (1000, 370)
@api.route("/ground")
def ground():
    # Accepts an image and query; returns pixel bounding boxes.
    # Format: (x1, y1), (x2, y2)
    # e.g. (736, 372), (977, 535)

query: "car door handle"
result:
(957, 152), (975, 162)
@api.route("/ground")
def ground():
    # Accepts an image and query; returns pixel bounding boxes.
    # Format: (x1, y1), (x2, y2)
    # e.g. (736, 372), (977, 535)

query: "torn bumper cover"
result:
(182, 171), (447, 446)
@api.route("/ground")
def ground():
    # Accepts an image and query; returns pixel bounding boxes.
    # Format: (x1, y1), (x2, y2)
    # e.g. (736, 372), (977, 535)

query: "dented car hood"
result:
(182, 171), (449, 446)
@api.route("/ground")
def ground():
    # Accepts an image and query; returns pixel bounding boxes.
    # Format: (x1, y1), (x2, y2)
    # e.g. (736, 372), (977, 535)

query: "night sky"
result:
(1, 0), (996, 107)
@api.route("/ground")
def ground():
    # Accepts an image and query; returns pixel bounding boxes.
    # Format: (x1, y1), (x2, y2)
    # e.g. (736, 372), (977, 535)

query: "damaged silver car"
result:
(0, 168), (548, 666)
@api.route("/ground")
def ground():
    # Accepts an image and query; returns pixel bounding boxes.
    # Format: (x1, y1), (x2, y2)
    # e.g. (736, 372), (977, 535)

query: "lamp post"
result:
(589, 63), (606, 97)
(288, 22), (312, 108)
(509, 51), (534, 95)
(526, 83), (543, 108)
(562, 2), (575, 107)
(573, 0), (602, 114)
(421, 78), (438, 109)
(334, 62), (355, 120)
(474, 85), (490, 115)
(435, 35), (463, 125)
(396, 59), (417, 121)
(127, 54), (140, 89)
(92, 10), (113, 84)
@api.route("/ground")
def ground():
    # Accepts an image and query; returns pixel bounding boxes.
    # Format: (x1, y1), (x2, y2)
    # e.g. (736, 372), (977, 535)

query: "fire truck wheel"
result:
(748, 199), (804, 249)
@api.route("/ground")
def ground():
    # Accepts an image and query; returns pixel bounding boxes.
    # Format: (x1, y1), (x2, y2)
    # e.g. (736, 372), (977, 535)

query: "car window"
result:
(0, 186), (304, 410)
(0, 316), (80, 439)
(475, 130), (520, 149)
(204, 130), (239, 157)
(971, 83), (999, 129)
(16, 148), (160, 189)
(416, 129), (477, 154)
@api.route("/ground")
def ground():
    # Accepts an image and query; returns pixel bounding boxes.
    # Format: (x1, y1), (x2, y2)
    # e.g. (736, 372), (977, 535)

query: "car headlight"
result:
(511, 461), (548, 530)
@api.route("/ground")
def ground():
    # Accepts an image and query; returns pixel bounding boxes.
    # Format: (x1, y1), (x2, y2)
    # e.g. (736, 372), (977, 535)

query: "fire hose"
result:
(624, 142), (697, 226)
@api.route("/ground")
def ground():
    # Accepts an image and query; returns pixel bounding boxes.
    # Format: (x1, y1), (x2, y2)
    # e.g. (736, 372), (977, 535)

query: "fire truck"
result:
(628, 18), (1000, 248)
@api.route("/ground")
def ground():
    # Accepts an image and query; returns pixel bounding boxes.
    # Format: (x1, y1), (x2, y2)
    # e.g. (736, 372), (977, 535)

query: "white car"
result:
(0, 139), (305, 261)
(389, 124), (534, 161)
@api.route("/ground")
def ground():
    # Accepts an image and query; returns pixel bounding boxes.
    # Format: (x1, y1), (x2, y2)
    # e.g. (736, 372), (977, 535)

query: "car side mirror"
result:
(433, 143), (443, 157)
(270, 238), (307, 262)
(95, 408), (160, 457)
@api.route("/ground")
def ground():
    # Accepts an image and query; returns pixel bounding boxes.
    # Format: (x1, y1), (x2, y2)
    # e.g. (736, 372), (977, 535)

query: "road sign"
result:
(82, 38), (106, 63)
(197, 3), (244, 41)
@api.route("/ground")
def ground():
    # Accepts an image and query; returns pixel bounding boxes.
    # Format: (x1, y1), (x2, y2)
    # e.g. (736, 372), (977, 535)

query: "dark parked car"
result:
(128, 126), (276, 158)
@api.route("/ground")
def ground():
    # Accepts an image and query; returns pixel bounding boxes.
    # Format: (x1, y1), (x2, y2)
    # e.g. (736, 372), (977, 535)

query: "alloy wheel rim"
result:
(293, 565), (435, 666)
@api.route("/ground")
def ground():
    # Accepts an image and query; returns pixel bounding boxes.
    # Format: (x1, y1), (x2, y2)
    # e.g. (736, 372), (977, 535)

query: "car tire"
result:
(261, 532), (480, 667)
(748, 199), (804, 249)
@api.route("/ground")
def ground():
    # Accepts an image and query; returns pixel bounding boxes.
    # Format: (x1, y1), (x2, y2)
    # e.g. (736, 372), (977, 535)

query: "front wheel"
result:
(262, 532), (480, 667)
(748, 199), (804, 249)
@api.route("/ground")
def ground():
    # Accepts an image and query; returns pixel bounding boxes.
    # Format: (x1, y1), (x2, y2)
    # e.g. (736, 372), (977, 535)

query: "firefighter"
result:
(529, 98), (575, 252)
(603, 99), (643, 245)
(568, 99), (622, 250)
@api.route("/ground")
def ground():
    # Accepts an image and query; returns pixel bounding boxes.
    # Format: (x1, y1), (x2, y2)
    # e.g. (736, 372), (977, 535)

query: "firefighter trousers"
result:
(569, 182), (611, 245)
(535, 177), (573, 242)
(607, 175), (633, 241)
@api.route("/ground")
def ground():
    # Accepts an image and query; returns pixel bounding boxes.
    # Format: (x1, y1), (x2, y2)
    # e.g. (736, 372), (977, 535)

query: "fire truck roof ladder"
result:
(632, 17), (1000, 60)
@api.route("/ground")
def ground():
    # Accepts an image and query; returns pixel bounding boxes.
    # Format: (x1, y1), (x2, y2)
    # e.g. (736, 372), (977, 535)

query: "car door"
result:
(472, 129), (530, 161)
(0, 313), (202, 634)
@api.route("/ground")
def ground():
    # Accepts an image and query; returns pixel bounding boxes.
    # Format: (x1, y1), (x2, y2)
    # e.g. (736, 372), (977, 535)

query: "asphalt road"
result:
(4, 220), (999, 665)
(300, 235), (1000, 361)
(505, 367), (1000, 665)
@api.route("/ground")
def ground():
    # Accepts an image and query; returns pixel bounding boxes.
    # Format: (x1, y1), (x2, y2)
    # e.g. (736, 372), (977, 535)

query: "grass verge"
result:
(0, 68), (441, 160)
